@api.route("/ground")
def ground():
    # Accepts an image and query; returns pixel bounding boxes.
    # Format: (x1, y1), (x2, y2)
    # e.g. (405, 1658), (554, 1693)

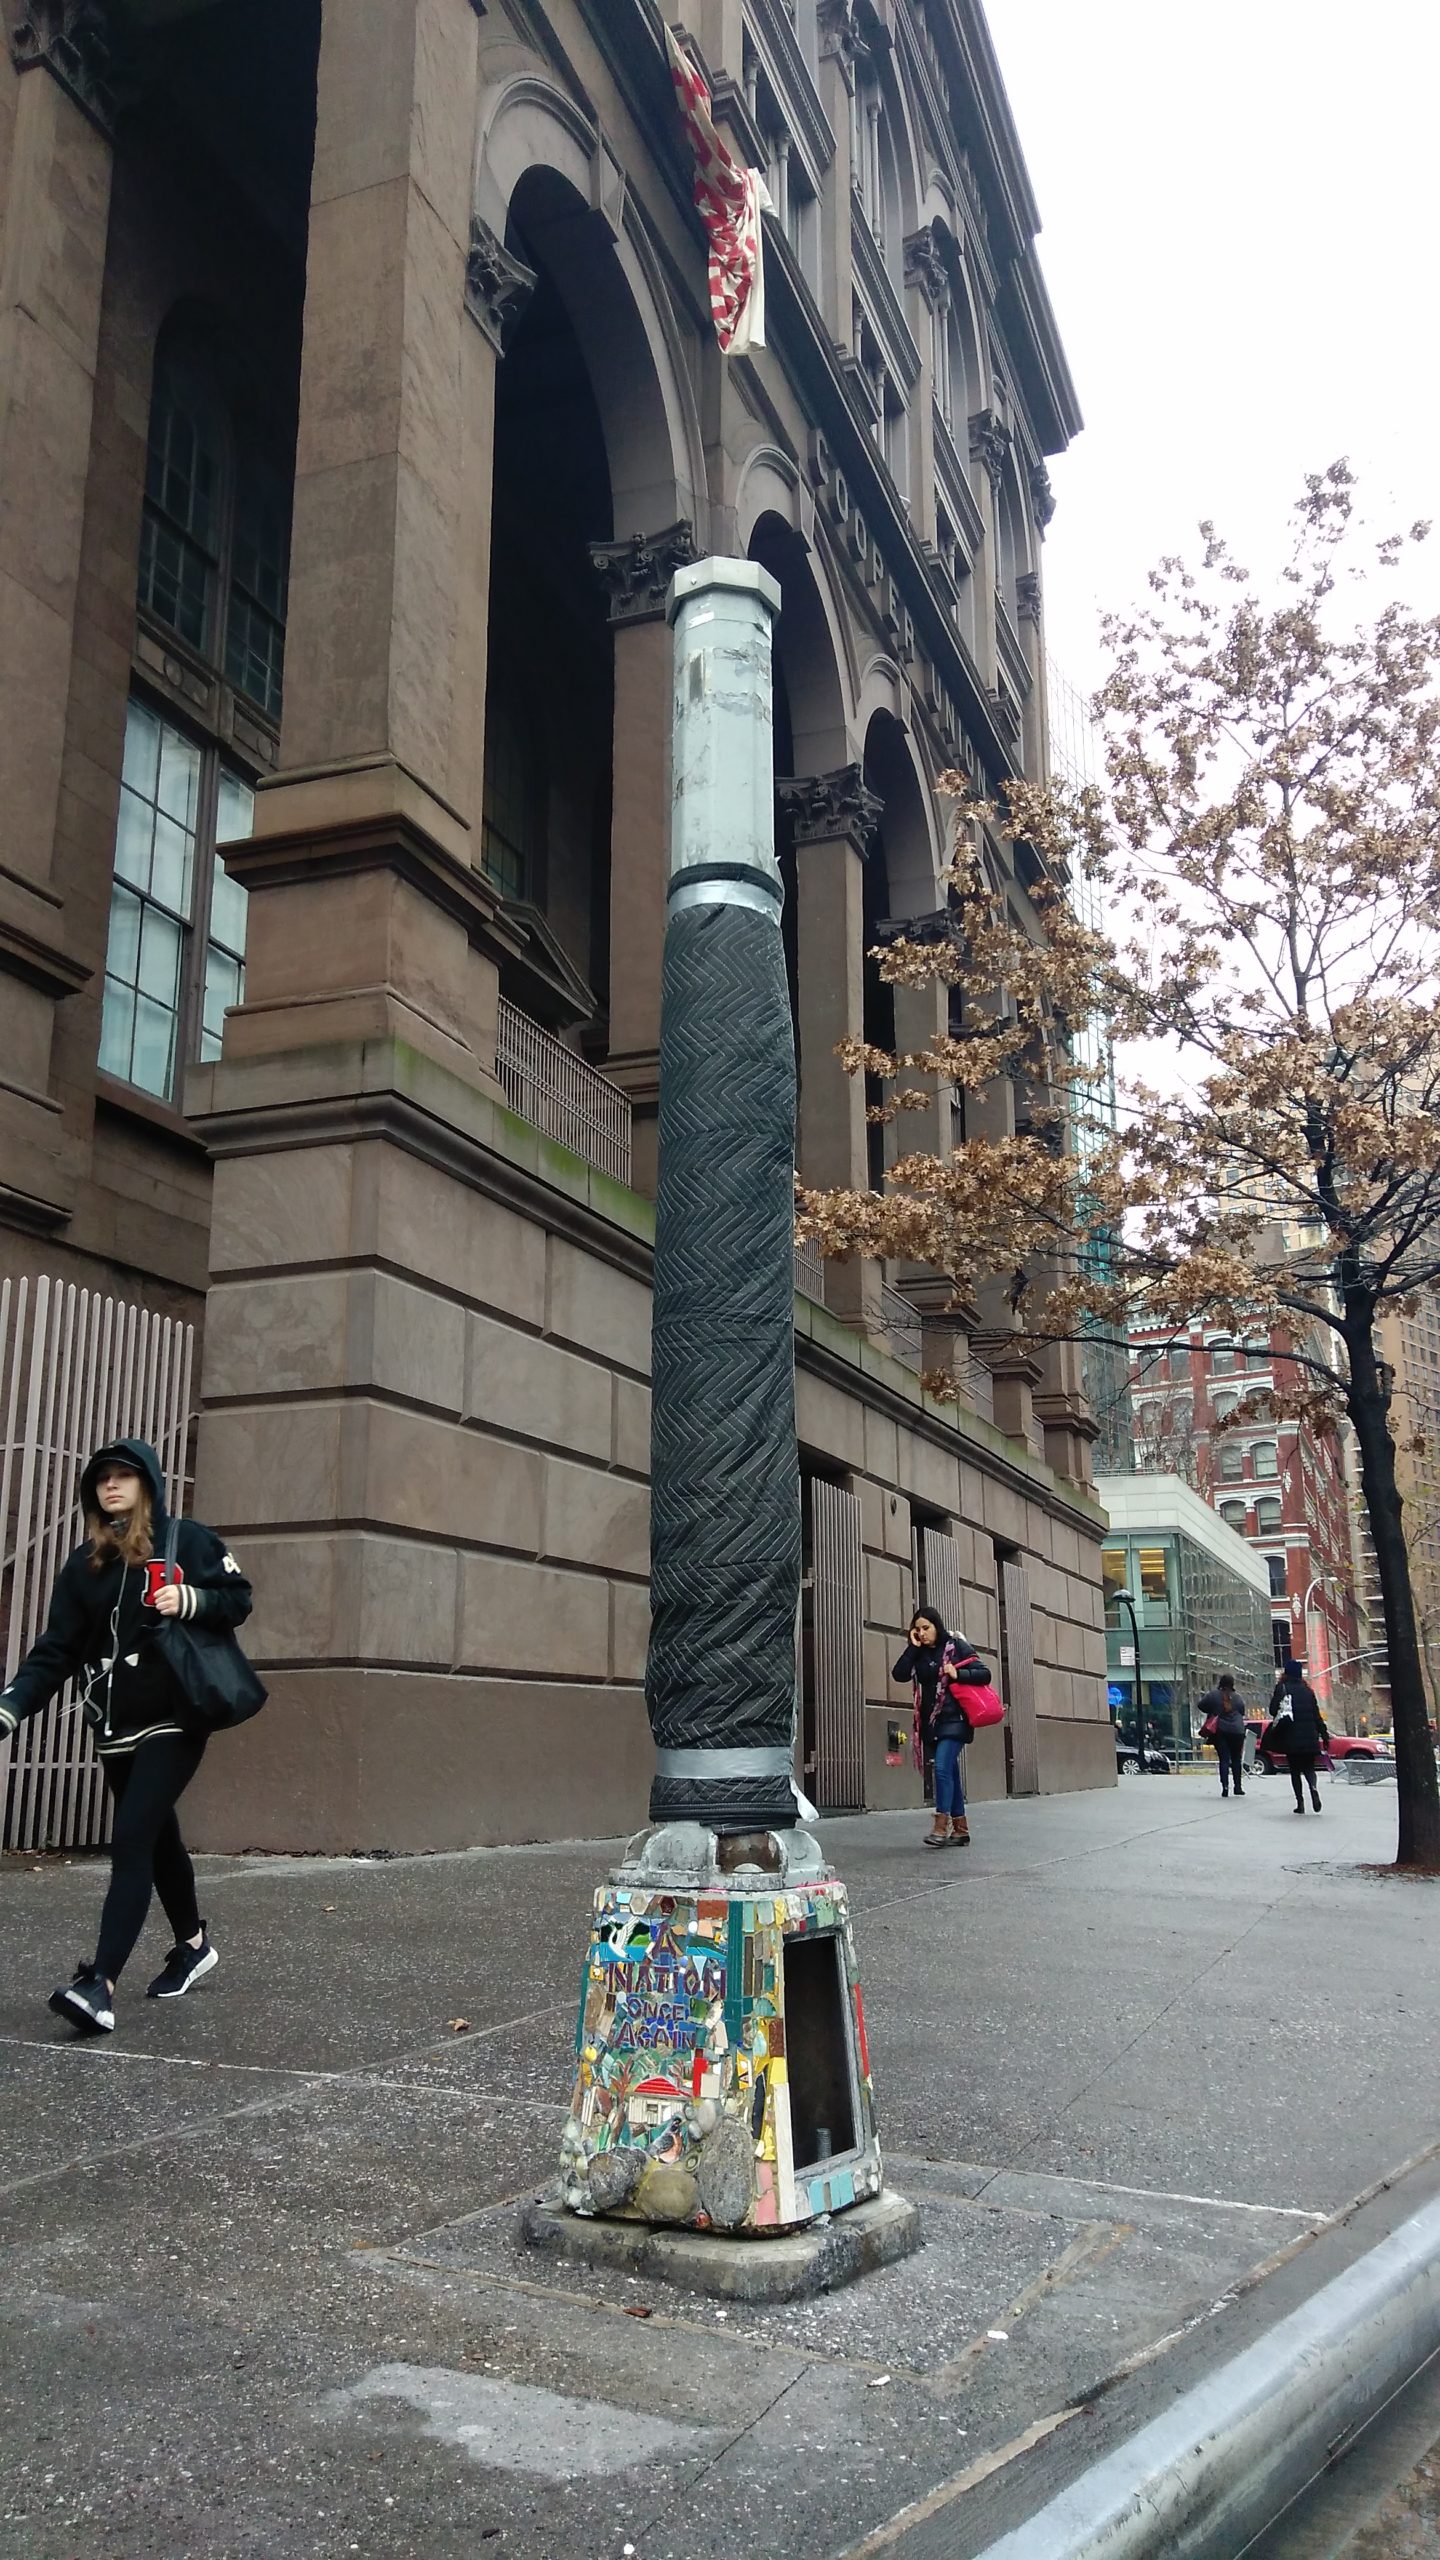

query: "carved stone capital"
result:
(903, 221), (950, 309)
(1030, 461), (1057, 528)
(588, 521), (697, 627)
(818, 0), (863, 77)
(1015, 570), (1042, 625)
(9, 0), (117, 133)
(777, 764), (882, 856)
(464, 214), (537, 356)
(968, 408), (1011, 490)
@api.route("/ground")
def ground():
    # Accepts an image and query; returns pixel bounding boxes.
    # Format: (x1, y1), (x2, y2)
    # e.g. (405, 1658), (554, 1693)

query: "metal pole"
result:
(646, 556), (800, 1834)
(1118, 1590), (1143, 1770)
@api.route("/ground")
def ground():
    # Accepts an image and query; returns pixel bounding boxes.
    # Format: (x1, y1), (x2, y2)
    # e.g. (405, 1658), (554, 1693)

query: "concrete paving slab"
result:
(0, 1781), (1434, 2560)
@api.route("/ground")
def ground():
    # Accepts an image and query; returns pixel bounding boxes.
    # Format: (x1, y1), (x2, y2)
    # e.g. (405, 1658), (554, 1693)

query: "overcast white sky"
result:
(981, 0), (1440, 707)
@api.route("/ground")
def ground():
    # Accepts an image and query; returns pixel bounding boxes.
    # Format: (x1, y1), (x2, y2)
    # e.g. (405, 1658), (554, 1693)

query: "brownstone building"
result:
(0, 0), (1111, 1852)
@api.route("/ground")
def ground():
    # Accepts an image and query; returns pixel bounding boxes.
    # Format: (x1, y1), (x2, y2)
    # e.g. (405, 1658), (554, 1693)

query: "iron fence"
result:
(495, 999), (632, 1187)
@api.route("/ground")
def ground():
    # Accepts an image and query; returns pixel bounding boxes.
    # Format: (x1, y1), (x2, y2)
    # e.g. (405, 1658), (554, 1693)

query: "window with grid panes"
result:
(99, 699), (252, 1100)
(99, 329), (288, 1099)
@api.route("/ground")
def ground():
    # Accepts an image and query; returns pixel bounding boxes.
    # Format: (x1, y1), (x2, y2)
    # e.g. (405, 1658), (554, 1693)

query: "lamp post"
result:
(1115, 1588), (1145, 1770)
(533, 558), (918, 2292)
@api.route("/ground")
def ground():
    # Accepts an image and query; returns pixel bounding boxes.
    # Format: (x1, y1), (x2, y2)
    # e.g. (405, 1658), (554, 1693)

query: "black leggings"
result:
(1217, 1736), (1245, 1792)
(96, 1733), (206, 1983)
(1287, 1751), (1321, 1810)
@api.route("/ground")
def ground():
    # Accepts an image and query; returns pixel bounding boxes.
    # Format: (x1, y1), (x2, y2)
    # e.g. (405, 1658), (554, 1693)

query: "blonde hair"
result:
(86, 1485), (153, 1573)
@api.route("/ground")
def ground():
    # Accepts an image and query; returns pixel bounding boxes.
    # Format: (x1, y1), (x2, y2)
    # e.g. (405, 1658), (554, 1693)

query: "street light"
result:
(1115, 1588), (1145, 1771)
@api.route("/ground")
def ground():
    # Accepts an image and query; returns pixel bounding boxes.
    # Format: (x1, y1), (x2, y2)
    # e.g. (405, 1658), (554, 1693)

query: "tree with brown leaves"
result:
(799, 466), (1440, 1870)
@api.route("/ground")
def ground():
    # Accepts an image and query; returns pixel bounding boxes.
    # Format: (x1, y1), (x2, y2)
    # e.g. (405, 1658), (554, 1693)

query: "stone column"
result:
(903, 223), (947, 547)
(780, 764), (882, 1329)
(216, 0), (521, 1084)
(815, 1), (860, 342)
(0, 6), (117, 1226)
(589, 523), (697, 1199)
(967, 406), (1009, 691)
(183, 0), (552, 1854)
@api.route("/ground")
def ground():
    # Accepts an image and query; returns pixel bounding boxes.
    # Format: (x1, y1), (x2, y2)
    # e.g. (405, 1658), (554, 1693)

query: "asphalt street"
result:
(1, 1770), (1436, 2560)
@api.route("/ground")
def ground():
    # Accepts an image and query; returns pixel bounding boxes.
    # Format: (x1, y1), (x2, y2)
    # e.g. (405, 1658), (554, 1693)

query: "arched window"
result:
(1211, 1389), (1239, 1420)
(1252, 1441), (1279, 1479)
(99, 322), (292, 1102)
(1218, 1440), (1244, 1482)
(1219, 1500), (1248, 1530)
(1210, 1339), (1237, 1375)
(1255, 1496), (1283, 1533)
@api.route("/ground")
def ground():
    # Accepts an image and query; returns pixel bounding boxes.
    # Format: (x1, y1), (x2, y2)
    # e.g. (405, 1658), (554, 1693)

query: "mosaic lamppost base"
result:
(521, 1825), (921, 2301)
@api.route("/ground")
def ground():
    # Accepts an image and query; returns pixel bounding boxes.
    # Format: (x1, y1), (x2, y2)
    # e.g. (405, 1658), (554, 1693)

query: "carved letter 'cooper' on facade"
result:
(589, 523), (698, 626)
(776, 765), (883, 857)
(9, 0), (116, 132)
(464, 214), (538, 356)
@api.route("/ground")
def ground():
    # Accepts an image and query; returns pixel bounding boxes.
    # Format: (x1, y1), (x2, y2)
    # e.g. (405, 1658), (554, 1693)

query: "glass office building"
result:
(1096, 1474), (1274, 1754)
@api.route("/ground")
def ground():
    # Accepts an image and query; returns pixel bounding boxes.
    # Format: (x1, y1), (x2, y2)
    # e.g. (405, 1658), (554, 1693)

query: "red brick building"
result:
(1128, 1321), (1365, 1728)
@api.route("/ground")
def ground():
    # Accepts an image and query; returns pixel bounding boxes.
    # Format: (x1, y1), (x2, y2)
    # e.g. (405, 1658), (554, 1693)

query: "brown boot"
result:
(948, 1815), (971, 1846)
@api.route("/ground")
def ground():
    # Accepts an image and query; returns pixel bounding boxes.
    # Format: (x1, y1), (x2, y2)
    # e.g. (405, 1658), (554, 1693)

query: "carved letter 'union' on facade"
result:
(465, 214), (537, 356)
(776, 765), (883, 857)
(9, 0), (116, 132)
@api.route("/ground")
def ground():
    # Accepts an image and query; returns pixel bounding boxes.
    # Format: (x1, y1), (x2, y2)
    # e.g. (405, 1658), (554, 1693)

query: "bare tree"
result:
(799, 468), (1440, 1868)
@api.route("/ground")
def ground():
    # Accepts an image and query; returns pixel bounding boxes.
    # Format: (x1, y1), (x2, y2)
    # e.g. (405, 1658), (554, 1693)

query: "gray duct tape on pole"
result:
(646, 557), (803, 1834)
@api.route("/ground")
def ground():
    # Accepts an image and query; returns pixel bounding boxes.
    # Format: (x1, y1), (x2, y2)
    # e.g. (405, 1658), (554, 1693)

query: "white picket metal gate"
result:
(1, 1275), (194, 1851)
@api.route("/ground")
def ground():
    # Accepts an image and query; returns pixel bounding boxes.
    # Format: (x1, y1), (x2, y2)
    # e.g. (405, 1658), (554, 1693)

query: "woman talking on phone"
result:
(0, 1436), (253, 2035)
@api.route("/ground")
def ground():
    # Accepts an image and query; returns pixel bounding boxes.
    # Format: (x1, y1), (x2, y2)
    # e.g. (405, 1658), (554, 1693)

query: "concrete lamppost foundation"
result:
(522, 560), (918, 2299)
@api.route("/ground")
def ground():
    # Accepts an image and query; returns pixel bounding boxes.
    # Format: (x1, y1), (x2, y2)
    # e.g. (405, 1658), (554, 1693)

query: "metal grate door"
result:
(1, 1276), (194, 1850)
(1000, 1557), (1040, 1795)
(808, 1478), (865, 1812)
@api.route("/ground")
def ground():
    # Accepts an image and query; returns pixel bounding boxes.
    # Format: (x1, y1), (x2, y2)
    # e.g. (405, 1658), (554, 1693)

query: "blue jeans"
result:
(933, 1735), (966, 1817)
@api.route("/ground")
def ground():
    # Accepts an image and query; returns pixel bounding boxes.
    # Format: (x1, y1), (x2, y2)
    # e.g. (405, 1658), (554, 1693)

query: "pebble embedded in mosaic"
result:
(559, 1880), (882, 2235)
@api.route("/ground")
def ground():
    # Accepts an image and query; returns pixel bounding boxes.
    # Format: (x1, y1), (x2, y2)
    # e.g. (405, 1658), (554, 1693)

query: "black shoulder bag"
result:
(154, 1520), (268, 1729)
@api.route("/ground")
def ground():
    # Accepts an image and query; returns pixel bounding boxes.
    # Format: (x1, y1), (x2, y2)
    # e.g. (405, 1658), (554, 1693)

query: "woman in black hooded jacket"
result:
(0, 1436), (252, 2034)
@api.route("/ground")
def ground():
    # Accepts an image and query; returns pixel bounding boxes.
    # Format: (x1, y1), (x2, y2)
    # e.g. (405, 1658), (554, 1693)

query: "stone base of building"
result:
(520, 2185), (920, 2302)
(558, 1826), (885, 2242)
(184, 1671), (655, 1856)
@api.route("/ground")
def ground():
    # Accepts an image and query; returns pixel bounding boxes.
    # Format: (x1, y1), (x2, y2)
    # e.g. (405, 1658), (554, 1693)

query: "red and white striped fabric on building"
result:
(663, 24), (769, 355)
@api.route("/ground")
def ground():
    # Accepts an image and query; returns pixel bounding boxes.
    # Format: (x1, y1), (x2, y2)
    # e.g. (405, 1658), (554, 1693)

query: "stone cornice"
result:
(0, 914), (93, 1001)
(464, 213), (537, 355)
(8, 0), (117, 134)
(222, 814), (530, 967)
(777, 765), (882, 856)
(589, 521), (697, 626)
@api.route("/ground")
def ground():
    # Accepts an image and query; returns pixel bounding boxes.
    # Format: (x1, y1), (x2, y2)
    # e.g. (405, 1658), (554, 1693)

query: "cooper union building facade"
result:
(0, 0), (1112, 1852)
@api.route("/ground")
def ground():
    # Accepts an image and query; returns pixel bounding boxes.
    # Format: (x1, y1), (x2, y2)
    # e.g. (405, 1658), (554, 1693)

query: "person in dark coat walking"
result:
(1262, 1658), (1329, 1813)
(1197, 1674), (1249, 1798)
(0, 1437), (252, 2034)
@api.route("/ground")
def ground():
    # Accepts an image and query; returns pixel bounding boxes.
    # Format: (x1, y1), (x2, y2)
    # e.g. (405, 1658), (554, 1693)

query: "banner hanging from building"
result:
(663, 24), (770, 355)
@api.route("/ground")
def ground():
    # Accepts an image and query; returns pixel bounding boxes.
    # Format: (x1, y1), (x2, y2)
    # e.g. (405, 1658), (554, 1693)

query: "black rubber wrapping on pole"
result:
(647, 898), (801, 1830)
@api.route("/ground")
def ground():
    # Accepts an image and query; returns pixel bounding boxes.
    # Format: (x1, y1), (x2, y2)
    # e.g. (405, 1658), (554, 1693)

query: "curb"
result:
(969, 2187), (1440, 2560)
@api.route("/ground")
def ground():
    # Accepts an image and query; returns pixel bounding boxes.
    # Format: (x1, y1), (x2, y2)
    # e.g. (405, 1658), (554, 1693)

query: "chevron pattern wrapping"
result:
(646, 899), (801, 1829)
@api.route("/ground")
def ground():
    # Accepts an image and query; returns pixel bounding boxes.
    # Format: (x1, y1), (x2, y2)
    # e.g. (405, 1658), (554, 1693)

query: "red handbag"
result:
(955, 1681), (1005, 1728)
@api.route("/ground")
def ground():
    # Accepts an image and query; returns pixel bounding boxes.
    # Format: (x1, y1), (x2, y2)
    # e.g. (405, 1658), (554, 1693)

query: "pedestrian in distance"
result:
(1198, 1674), (1249, 1799)
(0, 1437), (254, 2035)
(1261, 1657), (1329, 1814)
(893, 1609), (990, 1849)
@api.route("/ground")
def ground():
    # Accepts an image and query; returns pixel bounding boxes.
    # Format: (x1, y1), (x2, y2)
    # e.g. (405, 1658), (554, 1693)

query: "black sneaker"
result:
(49, 1965), (114, 2036)
(147, 1929), (218, 1999)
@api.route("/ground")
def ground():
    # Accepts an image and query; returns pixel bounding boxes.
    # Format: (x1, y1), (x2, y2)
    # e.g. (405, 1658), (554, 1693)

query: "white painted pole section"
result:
(975, 2190), (1440, 2560)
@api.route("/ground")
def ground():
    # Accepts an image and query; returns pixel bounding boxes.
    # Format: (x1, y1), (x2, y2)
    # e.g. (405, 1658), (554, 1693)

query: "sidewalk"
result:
(2, 1774), (1437, 2560)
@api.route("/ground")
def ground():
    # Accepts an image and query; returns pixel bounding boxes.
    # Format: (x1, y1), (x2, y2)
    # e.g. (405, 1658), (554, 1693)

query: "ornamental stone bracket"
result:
(902, 221), (950, 309)
(9, 0), (118, 133)
(1015, 571), (1042, 625)
(464, 213), (537, 356)
(967, 407), (1011, 490)
(817, 0), (863, 77)
(1030, 461), (1057, 529)
(776, 764), (882, 856)
(588, 521), (697, 626)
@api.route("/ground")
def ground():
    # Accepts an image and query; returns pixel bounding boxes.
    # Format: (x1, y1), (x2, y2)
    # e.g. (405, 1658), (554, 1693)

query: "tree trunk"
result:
(1346, 1306), (1440, 1869)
